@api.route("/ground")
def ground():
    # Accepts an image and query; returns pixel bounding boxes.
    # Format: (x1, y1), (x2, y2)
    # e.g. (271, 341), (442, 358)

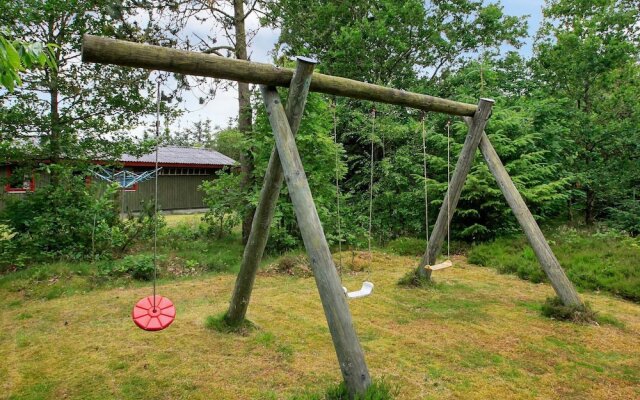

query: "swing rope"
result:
(332, 102), (375, 299)
(368, 107), (376, 270)
(152, 76), (161, 310)
(332, 99), (342, 270)
(446, 119), (451, 261)
(422, 117), (453, 272)
(422, 113), (429, 256)
(131, 74), (176, 332)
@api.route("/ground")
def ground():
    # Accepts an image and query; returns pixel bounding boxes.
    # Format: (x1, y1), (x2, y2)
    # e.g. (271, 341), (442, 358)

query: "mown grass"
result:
(0, 221), (246, 302)
(467, 227), (640, 302)
(1, 249), (639, 399)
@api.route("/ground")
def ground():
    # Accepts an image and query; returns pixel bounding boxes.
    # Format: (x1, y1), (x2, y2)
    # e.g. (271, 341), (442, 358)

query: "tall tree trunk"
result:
(234, 0), (254, 244)
(48, 16), (61, 183)
(585, 187), (596, 225)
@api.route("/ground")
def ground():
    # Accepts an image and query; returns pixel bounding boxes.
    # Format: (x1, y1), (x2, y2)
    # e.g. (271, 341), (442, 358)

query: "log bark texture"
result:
(82, 35), (477, 117)
(474, 128), (583, 307)
(261, 85), (371, 397)
(418, 99), (494, 279)
(226, 58), (316, 324)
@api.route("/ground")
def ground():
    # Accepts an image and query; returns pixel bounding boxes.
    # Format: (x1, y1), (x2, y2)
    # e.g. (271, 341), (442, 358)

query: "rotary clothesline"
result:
(93, 166), (162, 189)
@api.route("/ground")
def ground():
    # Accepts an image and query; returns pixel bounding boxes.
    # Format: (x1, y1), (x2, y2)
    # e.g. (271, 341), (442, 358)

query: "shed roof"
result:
(121, 146), (236, 167)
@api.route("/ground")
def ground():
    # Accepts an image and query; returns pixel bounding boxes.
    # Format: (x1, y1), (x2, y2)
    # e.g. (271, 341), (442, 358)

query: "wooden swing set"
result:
(82, 35), (583, 397)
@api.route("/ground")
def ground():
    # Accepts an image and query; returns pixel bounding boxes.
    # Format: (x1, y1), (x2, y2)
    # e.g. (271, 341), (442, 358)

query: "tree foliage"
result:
(0, 31), (56, 92)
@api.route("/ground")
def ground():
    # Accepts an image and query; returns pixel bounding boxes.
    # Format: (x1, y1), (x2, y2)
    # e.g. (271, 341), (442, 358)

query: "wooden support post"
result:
(226, 58), (316, 324)
(417, 98), (494, 279)
(474, 128), (583, 307)
(261, 85), (371, 397)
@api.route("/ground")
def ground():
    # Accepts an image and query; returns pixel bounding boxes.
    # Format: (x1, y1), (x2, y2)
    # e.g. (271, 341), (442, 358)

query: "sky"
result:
(168, 0), (546, 133)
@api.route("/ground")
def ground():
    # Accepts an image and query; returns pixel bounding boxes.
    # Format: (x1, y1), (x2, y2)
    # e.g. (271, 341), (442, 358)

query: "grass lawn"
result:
(163, 213), (206, 227)
(467, 227), (640, 302)
(2, 251), (639, 399)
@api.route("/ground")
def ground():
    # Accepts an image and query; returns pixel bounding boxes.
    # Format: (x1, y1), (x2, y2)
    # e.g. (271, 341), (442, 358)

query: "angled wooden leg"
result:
(475, 129), (583, 307)
(417, 98), (495, 279)
(261, 85), (371, 397)
(226, 58), (316, 325)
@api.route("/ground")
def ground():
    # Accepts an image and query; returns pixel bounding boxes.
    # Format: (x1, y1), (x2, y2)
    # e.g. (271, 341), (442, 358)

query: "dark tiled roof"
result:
(121, 146), (236, 167)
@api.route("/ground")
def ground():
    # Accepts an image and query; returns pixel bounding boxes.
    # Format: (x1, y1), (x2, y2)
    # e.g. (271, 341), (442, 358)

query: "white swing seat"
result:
(342, 281), (374, 299)
(427, 260), (453, 271)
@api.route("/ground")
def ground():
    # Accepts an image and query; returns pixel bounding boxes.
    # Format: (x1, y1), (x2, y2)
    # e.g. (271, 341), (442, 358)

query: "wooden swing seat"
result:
(427, 260), (453, 271)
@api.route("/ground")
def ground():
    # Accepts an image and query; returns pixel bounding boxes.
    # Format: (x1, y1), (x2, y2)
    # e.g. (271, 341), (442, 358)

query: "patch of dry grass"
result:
(163, 213), (205, 227)
(1, 253), (639, 399)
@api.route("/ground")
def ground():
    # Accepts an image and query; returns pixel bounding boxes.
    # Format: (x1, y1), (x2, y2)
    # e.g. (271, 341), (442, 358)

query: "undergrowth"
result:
(291, 380), (396, 400)
(467, 227), (640, 302)
(205, 312), (256, 335)
(397, 269), (436, 288)
(541, 297), (598, 324)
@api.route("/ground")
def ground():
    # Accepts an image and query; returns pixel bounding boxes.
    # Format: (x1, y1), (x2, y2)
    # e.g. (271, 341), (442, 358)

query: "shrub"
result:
(397, 269), (438, 288)
(467, 247), (489, 266)
(111, 200), (165, 255)
(205, 312), (255, 335)
(0, 223), (29, 271)
(100, 254), (156, 281)
(540, 297), (597, 324)
(607, 200), (640, 236)
(385, 237), (426, 256)
(1, 167), (120, 263)
(265, 254), (312, 277)
(200, 171), (243, 239)
(291, 379), (396, 400)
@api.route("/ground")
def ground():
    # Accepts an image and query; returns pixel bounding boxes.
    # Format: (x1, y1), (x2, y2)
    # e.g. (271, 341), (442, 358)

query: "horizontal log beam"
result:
(82, 35), (478, 117)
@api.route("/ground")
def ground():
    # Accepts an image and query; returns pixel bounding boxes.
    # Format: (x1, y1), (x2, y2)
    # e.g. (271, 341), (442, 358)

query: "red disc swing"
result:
(131, 76), (175, 332)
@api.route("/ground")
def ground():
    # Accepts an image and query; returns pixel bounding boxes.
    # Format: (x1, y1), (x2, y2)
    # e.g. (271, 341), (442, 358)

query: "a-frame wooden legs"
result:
(417, 99), (583, 307)
(417, 98), (494, 279)
(226, 57), (370, 397)
(226, 58), (316, 325)
(261, 86), (371, 396)
(475, 128), (583, 306)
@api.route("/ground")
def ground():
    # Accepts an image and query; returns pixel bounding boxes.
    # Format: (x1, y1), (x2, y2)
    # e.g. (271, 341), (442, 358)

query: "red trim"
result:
(122, 182), (139, 192)
(5, 167), (35, 193)
(122, 162), (226, 168)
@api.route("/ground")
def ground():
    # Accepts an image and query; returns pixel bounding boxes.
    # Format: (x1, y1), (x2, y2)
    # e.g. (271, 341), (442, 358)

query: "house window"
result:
(5, 167), (35, 193)
(159, 167), (212, 175)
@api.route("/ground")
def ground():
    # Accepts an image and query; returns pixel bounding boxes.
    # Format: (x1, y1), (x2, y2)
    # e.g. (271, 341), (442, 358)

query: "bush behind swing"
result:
(0, 166), (162, 270)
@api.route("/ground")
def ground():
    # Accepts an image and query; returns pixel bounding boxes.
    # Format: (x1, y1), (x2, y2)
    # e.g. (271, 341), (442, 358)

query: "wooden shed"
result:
(2, 146), (237, 213)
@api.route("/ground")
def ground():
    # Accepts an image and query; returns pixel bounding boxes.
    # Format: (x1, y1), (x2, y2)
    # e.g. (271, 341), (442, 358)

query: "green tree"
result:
(0, 31), (55, 92)
(533, 0), (640, 224)
(266, 0), (528, 243)
(200, 171), (243, 239)
(251, 90), (347, 252)
(0, 0), (182, 167)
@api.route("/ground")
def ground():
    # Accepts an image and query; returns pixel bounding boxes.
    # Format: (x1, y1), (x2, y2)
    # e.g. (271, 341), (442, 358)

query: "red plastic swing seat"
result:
(132, 295), (176, 331)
